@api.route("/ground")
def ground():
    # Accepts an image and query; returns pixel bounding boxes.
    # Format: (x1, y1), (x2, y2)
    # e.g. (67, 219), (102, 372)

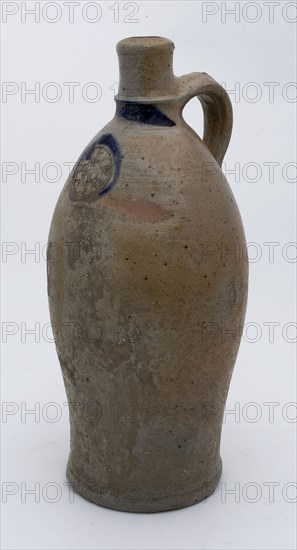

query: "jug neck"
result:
(115, 36), (179, 102)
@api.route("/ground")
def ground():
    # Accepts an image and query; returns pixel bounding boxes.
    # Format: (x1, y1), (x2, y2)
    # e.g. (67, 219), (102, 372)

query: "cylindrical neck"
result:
(116, 36), (178, 102)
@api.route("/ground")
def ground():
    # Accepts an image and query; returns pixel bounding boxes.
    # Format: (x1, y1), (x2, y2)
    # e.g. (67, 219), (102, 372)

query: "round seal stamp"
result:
(70, 143), (115, 202)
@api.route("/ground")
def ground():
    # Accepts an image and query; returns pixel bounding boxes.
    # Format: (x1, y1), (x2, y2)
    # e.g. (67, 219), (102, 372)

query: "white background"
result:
(1, 1), (296, 549)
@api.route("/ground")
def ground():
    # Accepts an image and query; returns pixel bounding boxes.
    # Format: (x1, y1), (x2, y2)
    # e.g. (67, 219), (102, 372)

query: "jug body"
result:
(47, 37), (248, 512)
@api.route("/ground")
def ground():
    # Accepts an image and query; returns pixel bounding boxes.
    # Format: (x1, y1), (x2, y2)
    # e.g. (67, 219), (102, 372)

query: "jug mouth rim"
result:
(116, 36), (175, 54)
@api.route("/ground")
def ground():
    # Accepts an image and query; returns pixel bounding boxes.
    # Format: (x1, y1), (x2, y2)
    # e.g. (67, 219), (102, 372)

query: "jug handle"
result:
(178, 72), (233, 167)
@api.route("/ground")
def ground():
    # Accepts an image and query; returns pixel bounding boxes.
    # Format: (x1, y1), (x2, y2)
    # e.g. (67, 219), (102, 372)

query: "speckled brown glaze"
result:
(47, 36), (248, 512)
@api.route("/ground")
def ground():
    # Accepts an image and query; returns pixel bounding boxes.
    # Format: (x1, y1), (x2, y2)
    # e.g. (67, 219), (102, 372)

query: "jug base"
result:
(66, 460), (222, 513)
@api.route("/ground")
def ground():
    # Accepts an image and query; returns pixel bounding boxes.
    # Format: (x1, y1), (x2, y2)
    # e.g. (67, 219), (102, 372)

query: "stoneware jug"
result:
(47, 36), (248, 512)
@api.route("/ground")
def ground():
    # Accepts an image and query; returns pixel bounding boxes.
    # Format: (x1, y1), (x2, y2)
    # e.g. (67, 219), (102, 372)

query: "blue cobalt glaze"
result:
(96, 134), (121, 196)
(116, 100), (176, 127)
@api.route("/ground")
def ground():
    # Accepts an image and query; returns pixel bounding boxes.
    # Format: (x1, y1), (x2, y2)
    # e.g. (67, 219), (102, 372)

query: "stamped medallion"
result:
(70, 144), (115, 202)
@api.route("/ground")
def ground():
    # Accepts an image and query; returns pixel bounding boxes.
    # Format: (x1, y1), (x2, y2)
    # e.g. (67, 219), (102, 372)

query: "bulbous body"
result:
(47, 37), (248, 512)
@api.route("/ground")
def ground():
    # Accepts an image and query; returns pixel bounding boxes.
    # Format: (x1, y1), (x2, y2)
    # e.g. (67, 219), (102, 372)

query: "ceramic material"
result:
(47, 36), (248, 513)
